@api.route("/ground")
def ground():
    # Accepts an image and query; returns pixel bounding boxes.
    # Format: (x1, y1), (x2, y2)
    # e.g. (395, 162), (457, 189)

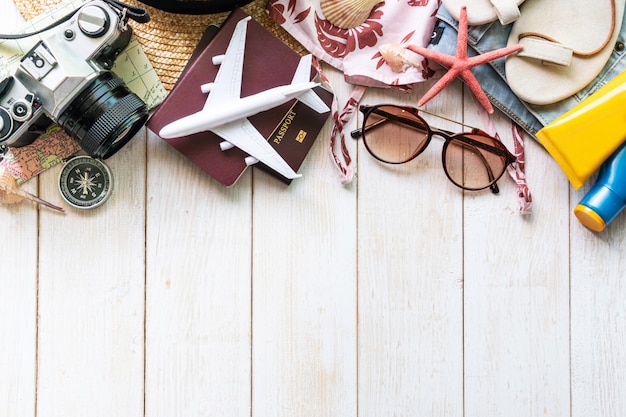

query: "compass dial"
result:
(59, 156), (113, 209)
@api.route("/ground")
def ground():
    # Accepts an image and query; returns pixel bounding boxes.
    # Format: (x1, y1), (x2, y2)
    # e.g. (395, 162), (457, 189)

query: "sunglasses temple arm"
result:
(461, 141), (500, 194)
(477, 146), (500, 194)
(352, 108), (430, 139)
(351, 118), (383, 138)
(354, 107), (504, 193)
(460, 135), (515, 161)
(369, 108), (510, 160)
(458, 137), (518, 193)
(351, 117), (398, 138)
(377, 108), (515, 162)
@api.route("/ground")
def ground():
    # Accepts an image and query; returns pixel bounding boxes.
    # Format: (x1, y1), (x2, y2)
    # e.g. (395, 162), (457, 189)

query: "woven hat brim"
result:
(14, 0), (305, 91)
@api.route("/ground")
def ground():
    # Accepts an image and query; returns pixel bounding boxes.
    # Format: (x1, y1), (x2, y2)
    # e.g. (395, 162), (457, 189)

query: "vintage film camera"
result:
(0, 0), (149, 159)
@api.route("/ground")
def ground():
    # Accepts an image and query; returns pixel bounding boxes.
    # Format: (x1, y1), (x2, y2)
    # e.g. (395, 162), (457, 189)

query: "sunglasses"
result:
(351, 104), (517, 193)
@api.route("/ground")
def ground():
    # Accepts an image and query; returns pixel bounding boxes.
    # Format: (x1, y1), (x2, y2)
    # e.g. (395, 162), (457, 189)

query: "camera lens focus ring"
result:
(82, 94), (148, 159)
(58, 72), (148, 159)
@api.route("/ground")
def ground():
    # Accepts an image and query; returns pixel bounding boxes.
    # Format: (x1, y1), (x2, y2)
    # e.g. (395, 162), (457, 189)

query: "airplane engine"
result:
(220, 141), (235, 151)
(245, 156), (259, 166)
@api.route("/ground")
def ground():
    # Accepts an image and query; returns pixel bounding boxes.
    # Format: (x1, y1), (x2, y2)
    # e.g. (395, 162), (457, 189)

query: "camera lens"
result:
(58, 72), (148, 159)
(0, 107), (13, 140)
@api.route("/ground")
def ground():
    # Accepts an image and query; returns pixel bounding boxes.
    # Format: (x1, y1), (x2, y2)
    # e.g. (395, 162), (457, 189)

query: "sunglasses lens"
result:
(362, 106), (429, 163)
(444, 134), (509, 190)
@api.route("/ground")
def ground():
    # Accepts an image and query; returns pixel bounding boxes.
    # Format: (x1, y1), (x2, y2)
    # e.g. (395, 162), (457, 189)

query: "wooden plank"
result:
(0, 4), (38, 417)
(0, 185), (38, 417)
(462, 94), (571, 417)
(356, 82), (465, 416)
(570, 186), (626, 417)
(144, 129), (253, 416)
(250, 70), (358, 416)
(35, 131), (147, 417)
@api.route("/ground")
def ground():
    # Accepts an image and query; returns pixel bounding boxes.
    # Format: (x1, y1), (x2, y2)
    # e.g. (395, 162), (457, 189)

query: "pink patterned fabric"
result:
(268, 0), (439, 88)
(508, 123), (533, 215)
(268, 0), (440, 183)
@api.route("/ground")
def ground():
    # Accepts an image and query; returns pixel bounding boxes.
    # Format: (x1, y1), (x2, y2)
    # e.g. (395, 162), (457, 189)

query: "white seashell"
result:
(379, 43), (423, 73)
(320, 0), (384, 29)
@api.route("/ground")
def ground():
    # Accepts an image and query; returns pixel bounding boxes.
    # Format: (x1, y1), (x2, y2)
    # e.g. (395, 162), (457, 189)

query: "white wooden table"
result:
(2, 1), (625, 416)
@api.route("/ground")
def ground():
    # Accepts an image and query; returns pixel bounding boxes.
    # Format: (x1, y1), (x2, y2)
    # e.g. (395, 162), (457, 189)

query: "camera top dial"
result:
(77, 5), (110, 37)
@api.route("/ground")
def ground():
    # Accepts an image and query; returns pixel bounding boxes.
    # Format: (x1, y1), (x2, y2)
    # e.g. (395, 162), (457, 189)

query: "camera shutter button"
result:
(77, 5), (110, 37)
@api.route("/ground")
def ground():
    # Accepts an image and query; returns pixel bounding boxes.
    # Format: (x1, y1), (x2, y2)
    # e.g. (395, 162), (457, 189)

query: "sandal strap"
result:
(516, 0), (616, 64)
(517, 36), (573, 66)
(490, 0), (522, 25)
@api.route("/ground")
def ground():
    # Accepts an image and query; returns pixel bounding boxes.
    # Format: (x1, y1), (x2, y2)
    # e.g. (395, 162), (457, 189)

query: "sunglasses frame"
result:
(351, 104), (517, 193)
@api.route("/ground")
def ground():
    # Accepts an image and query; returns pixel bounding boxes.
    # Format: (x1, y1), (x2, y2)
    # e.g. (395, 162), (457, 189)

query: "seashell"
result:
(379, 43), (423, 73)
(320, 0), (384, 29)
(0, 166), (64, 212)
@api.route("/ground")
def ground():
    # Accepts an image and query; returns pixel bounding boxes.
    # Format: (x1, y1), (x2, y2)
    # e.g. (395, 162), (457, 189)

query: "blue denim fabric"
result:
(429, 5), (626, 139)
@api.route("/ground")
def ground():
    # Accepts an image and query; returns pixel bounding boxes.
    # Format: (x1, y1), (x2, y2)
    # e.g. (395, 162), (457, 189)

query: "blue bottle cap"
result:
(575, 184), (626, 232)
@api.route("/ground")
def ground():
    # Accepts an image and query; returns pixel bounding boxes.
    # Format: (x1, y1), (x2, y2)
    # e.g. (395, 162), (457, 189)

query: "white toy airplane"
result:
(159, 16), (330, 180)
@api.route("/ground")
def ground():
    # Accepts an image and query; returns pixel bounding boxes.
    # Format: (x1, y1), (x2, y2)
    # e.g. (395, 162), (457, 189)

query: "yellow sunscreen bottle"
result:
(536, 70), (626, 189)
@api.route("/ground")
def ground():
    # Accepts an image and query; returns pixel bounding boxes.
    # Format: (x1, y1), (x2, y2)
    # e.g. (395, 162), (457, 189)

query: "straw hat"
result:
(14, 0), (306, 90)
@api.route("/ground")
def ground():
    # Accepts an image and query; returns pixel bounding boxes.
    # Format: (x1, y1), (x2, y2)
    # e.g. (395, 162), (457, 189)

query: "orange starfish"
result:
(406, 6), (523, 113)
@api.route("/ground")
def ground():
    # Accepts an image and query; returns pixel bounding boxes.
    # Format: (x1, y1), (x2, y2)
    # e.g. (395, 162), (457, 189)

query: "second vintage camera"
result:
(0, 0), (149, 159)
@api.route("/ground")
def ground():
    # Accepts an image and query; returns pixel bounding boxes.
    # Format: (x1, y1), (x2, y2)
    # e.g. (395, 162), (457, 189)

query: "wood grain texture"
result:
(35, 133), (147, 417)
(0, 187), (38, 417)
(251, 75), (357, 417)
(462, 91), (571, 417)
(145, 130), (253, 416)
(0, 4), (37, 417)
(357, 81), (464, 417)
(570, 180), (626, 417)
(1, 1), (626, 416)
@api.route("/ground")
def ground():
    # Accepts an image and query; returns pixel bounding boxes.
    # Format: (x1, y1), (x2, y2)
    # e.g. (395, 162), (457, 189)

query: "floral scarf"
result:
(268, 0), (440, 183)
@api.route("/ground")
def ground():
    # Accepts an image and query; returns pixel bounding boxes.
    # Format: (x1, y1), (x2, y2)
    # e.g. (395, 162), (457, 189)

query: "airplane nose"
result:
(159, 123), (179, 139)
(159, 119), (189, 139)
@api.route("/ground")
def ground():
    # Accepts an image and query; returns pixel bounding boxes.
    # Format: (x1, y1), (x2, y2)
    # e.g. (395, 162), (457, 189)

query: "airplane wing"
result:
(212, 118), (302, 179)
(290, 54), (330, 114)
(203, 16), (251, 110)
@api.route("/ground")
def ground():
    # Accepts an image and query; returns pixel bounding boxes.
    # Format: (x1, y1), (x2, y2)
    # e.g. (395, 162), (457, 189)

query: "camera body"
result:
(0, 0), (148, 159)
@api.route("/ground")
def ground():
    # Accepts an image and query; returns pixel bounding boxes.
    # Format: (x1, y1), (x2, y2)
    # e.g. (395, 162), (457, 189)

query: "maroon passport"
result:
(147, 9), (333, 186)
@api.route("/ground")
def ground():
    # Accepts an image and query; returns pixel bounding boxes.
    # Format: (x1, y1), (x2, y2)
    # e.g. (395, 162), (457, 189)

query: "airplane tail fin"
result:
(291, 54), (330, 114)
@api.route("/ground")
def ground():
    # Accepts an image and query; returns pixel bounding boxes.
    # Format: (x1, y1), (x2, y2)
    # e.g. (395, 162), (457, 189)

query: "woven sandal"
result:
(505, 0), (624, 105)
(442, 0), (526, 25)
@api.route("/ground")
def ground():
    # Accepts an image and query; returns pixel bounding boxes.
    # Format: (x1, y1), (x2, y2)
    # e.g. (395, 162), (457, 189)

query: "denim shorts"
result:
(429, 5), (626, 139)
